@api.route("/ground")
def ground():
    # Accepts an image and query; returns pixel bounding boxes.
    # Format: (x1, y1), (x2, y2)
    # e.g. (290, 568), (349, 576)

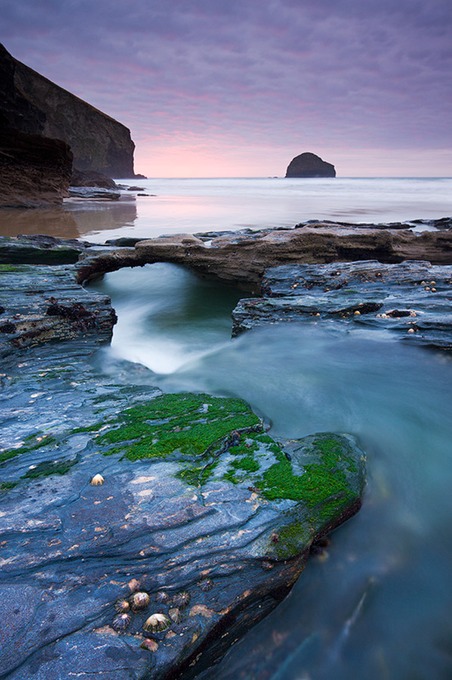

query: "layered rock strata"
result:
(232, 260), (452, 350)
(0, 374), (366, 679)
(0, 128), (73, 207)
(76, 224), (452, 292)
(0, 262), (116, 359)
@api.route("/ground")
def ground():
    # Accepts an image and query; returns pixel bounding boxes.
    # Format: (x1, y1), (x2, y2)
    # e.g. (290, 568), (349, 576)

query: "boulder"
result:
(286, 152), (336, 178)
(70, 168), (118, 189)
(0, 128), (72, 207)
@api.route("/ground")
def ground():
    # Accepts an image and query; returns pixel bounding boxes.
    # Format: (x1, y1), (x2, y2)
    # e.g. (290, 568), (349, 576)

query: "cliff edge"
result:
(0, 43), (135, 178)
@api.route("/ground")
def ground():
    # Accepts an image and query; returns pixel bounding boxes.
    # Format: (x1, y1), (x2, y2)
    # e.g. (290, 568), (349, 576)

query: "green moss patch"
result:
(0, 433), (57, 463)
(259, 434), (356, 509)
(96, 392), (261, 462)
(23, 458), (77, 480)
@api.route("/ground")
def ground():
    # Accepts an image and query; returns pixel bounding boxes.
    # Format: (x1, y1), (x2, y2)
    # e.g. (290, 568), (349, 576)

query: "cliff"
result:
(286, 152), (336, 178)
(0, 128), (73, 208)
(0, 44), (135, 177)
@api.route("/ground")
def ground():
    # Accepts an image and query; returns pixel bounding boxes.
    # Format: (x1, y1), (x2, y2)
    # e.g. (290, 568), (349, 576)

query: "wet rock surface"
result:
(0, 234), (91, 264)
(0, 262), (116, 358)
(76, 222), (452, 292)
(68, 186), (121, 200)
(232, 260), (452, 350)
(0, 342), (365, 679)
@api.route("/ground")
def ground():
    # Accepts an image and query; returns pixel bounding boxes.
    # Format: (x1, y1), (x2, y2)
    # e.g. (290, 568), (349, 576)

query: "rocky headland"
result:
(0, 44), (141, 208)
(285, 152), (336, 178)
(1, 218), (452, 678)
(0, 44), (135, 178)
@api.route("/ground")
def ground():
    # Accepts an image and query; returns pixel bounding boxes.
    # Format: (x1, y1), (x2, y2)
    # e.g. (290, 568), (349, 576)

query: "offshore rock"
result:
(286, 152), (336, 178)
(0, 43), (135, 177)
(0, 360), (366, 679)
(0, 128), (72, 207)
(231, 260), (452, 350)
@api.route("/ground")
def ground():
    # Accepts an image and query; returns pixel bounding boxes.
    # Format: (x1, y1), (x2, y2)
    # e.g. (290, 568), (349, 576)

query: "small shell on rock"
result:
(128, 578), (141, 593)
(115, 599), (130, 613)
(169, 607), (182, 623)
(407, 328), (416, 334)
(112, 613), (131, 631)
(198, 579), (214, 592)
(90, 473), (104, 486)
(143, 613), (171, 633)
(155, 591), (170, 604)
(131, 591), (150, 611)
(172, 591), (191, 609)
(140, 638), (159, 652)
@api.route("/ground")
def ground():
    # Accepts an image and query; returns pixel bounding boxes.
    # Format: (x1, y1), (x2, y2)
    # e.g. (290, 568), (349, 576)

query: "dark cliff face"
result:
(286, 152), (336, 178)
(0, 44), (135, 178)
(0, 129), (73, 208)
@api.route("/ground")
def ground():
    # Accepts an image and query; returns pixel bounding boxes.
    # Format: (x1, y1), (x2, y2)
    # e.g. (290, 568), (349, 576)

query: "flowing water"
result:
(4, 177), (452, 678)
(91, 261), (452, 680)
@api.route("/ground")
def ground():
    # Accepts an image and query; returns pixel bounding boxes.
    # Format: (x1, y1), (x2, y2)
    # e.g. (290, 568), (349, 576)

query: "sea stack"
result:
(285, 152), (336, 178)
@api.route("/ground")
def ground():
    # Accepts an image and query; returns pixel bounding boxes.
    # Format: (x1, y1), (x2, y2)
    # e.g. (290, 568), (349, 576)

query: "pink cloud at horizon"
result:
(2, 0), (451, 177)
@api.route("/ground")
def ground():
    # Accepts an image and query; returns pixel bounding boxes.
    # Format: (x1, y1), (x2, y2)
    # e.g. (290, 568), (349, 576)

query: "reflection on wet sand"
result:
(0, 197), (137, 240)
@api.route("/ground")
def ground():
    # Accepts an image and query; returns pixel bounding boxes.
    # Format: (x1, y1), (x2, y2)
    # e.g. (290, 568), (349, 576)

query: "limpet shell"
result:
(90, 473), (104, 486)
(115, 599), (130, 613)
(112, 613), (131, 631)
(128, 578), (141, 593)
(155, 591), (170, 604)
(140, 638), (159, 652)
(131, 591), (150, 611)
(143, 613), (171, 633)
(169, 607), (182, 623)
(172, 591), (190, 608)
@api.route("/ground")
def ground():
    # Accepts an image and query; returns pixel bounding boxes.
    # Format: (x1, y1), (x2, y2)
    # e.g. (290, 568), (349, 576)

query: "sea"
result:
(3, 177), (452, 679)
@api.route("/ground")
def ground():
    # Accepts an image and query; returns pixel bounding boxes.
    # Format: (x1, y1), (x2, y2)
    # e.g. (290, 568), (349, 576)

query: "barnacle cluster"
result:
(111, 585), (193, 642)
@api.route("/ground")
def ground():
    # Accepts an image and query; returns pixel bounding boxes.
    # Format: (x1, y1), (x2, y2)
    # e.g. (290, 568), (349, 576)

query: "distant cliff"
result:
(0, 44), (135, 178)
(286, 152), (336, 178)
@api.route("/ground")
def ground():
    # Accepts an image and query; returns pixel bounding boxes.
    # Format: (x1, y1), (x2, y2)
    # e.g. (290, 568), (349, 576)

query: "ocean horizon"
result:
(1, 176), (451, 243)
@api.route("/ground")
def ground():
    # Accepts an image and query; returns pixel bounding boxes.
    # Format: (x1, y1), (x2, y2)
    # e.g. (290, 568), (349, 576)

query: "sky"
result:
(2, 0), (452, 177)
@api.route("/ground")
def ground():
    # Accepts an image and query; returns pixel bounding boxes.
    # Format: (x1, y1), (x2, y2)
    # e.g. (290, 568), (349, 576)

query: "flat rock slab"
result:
(232, 260), (452, 350)
(76, 224), (452, 292)
(0, 346), (366, 679)
(0, 263), (116, 358)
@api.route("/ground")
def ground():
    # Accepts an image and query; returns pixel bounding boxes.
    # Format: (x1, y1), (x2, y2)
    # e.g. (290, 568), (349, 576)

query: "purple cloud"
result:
(2, 0), (451, 175)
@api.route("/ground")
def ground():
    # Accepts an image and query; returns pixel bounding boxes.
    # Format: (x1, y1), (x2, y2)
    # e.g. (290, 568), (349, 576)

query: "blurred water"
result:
(1, 177), (451, 242)
(92, 264), (452, 680)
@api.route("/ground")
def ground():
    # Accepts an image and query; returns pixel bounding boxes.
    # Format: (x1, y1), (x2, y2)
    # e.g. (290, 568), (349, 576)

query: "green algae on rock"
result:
(96, 392), (262, 461)
(0, 365), (366, 678)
